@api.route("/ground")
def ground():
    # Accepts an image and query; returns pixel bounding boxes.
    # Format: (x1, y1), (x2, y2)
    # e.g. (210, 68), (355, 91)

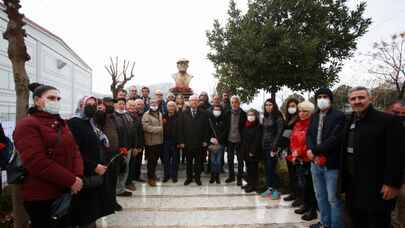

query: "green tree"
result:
(207, 0), (371, 103)
(333, 84), (352, 111)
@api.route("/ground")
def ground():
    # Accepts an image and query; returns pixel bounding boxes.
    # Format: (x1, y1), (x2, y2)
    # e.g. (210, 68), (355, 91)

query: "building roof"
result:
(0, 2), (92, 71)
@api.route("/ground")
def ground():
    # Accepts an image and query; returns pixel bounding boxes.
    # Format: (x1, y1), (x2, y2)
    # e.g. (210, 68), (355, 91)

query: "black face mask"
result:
(94, 110), (106, 126)
(84, 105), (97, 118)
(105, 106), (114, 114)
(400, 116), (405, 127)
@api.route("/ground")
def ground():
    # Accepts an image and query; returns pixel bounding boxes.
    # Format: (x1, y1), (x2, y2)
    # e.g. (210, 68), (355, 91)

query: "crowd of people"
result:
(0, 83), (404, 228)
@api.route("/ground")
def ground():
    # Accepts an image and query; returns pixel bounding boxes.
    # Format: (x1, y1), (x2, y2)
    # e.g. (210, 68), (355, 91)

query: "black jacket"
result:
(224, 108), (247, 142)
(67, 118), (114, 225)
(306, 108), (345, 169)
(208, 114), (229, 145)
(129, 112), (144, 149)
(113, 112), (136, 149)
(241, 122), (263, 162)
(262, 114), (284, 152)
(179, 107), (210, 148)
(163, 112), (181, 143)
(340, 106), (404, 211)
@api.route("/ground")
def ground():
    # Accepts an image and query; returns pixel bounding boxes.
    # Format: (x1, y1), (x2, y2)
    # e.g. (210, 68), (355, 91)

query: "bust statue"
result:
(172, 58), (193, 90)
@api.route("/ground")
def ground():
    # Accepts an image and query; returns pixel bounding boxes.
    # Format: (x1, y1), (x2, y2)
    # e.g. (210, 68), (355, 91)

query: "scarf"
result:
(74, 96), (110, 148)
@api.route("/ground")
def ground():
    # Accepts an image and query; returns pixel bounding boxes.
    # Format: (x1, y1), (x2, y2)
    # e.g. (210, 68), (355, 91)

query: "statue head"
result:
(177, 58), (189, 73)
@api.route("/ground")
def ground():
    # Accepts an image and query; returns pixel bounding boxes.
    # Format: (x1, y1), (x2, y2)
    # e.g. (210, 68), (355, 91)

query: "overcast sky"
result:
(21, 0), (405, 108)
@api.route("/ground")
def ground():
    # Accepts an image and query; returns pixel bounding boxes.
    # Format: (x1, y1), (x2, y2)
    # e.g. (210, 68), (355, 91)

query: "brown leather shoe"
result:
(126, 183), (136, 191)
(148, 178), (157, 187)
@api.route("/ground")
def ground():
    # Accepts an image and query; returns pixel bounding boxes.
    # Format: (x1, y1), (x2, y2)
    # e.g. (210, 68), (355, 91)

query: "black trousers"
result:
(345, 174), (394, 228)
(246, 160), (258, 188)
(296, 163), (317, 211)
(186, 146), (203, 179)
(145, 145), (162, 179)
(227, 142), (244, 178)
(126, 154), (136, 185)
(349, 208), (392, 228)
(286, 158), (298, 196)
(24, 199), (70, 228)
(133, 150), (144, 180)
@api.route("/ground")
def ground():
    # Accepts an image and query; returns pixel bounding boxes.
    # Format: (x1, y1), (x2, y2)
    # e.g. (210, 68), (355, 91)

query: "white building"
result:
(0, 3), (92, 123)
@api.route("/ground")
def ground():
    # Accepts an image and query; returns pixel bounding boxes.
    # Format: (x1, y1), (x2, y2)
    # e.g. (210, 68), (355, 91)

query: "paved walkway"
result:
(97, 167), (314, 228)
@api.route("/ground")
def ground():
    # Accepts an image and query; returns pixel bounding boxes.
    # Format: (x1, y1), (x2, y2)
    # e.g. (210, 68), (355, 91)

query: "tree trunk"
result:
(10, 61), (30, 228)
(269, 87), (277, 102)
(3, 1), (31, 227)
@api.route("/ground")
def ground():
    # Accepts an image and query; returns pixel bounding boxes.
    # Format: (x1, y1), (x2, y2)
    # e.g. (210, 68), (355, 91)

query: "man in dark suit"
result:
(341, 86), (404, 228)
(179, 95), (209, 186)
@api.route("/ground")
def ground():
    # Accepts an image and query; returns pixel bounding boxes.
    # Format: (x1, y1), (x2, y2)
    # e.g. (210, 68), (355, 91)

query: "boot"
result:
(284, 194), (296, 202)
(244, 185), (256, 193)
(236, 177), (242, 186)
(215, 174), (221, 184)
(292, 198), (303, 207)
(148, 178), (157, 187)
(294, 206), (307, 215)
(301, 209), (317, 221)
(209, 175), (215, 184)
(225, 176), (235, 183)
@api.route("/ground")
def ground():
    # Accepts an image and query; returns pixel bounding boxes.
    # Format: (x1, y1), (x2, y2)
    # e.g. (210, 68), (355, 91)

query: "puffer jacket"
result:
(142, 110), (163, 146)
(13, 109), (83, 201)
(289, 118), (311, 162)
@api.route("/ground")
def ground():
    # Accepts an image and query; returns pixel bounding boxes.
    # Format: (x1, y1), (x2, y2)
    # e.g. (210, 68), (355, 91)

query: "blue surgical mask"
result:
(43, 100), (61, 115)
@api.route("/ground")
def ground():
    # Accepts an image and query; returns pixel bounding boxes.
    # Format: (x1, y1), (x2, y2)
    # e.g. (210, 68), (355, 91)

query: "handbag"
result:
(50, 193), (72, 220)
(207, 119), (222, 153)
(83, 175), (104, 189)
(6, 148), (26, 184)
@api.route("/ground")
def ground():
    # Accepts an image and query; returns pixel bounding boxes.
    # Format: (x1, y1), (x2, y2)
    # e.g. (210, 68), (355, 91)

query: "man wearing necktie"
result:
(179, 95), (209, 186)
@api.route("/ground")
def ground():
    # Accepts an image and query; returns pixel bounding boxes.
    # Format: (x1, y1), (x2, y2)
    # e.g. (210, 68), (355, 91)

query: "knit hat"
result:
(315, 88), (334, 102)
(298, 101), (315, 113)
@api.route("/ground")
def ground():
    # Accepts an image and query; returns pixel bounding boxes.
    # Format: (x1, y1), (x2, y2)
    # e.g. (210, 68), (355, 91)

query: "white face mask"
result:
(247, 116), (256, 122)
(317, 98), (331, 110)
(43, 100), (61, 115)
(288, 107), (297, 115)
(213, 110), (221, 117)
(150, 105), (158, 111)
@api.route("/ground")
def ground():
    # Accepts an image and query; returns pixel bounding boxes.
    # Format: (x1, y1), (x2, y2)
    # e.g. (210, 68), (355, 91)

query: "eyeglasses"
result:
(46, 96), (61, 101)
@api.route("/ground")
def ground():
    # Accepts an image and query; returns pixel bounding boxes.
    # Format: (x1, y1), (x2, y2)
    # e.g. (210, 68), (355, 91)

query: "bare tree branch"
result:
(105, 57), (136, 98)
(369, 32), (405, 99)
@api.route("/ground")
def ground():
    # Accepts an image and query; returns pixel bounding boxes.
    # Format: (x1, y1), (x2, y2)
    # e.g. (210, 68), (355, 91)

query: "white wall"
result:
(0, 10), (92, 121)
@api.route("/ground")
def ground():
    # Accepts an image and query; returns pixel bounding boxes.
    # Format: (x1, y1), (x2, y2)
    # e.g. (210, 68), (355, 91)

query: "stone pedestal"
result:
(170, 87), (194, 100)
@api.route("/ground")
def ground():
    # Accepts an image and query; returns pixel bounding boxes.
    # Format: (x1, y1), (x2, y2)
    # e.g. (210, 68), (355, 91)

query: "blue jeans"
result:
(163, 139), (178, 179)
(311, 163), (344, 228)
(264, 149), (279, 189)
(210, 145), (224, 175)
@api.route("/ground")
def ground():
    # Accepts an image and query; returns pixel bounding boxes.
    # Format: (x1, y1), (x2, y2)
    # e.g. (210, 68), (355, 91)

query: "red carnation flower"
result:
(316, 155), (327, 166)
(119, 147), (129, 156)
(0, 143), (5, 151)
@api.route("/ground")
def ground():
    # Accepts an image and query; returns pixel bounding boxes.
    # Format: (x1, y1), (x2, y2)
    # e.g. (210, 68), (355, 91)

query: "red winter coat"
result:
(13, 109), (83, 202)
(288, 118), (311, 162)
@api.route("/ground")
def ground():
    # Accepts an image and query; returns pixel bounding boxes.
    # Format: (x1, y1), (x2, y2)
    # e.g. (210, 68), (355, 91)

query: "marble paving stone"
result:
(98, 173), (317, 227)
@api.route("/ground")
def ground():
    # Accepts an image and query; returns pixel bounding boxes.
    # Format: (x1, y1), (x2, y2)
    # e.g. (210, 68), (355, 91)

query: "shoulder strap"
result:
(208, 118), (218, 139)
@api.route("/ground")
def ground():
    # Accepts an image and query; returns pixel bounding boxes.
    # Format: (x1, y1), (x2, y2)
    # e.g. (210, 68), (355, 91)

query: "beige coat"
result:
(142, 111), (164, 146)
